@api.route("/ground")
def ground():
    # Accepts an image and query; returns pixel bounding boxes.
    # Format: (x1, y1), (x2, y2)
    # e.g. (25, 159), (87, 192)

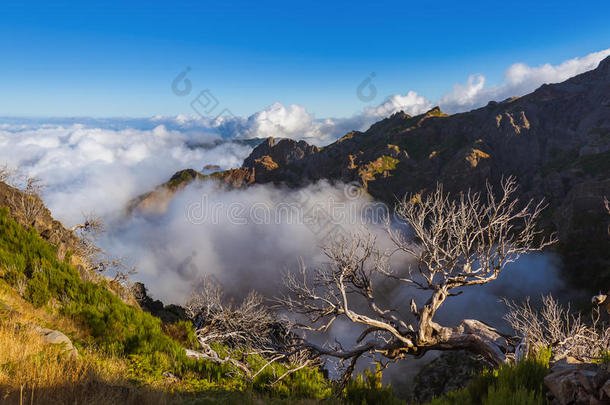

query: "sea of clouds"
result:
(0, 49), (606, 223)
(1, 50), (603, 305)
(2, 51), (602, 386)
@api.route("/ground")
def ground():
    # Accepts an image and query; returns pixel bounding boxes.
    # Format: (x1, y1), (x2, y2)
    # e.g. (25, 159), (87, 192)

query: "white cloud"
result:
(438, 74), (486, 112)
(364, 91), (433, 118)
(0, 121), (253, 225)
(503, 49), (610, 89)
(2, 48), (608, 227)
(213, 102), (378, 145)
(438, 48), (610, 113)
(245, 103), (316, 138)
(104, 180), (392, 302)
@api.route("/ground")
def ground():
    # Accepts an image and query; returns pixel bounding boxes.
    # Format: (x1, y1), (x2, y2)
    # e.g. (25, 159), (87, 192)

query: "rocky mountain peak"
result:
(390, 111), (411, 120)
(424, 106), (444, 116)
(242, 136), (318, 169)
(133, 56), (610, 291)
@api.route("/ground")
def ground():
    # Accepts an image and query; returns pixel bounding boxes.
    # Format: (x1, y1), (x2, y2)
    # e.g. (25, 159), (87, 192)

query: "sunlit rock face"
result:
(144, 56), (610, 292)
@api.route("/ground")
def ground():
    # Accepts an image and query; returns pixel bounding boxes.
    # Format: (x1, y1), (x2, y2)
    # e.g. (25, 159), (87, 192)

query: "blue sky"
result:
(1, 0), (609, 118)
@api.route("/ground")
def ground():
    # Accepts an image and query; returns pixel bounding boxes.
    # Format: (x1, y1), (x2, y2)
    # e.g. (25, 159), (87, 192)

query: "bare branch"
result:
(277, 177), (553, 381)
(6, 173), (46, 225)
(187, 276), (283, 350)
(70, 212), (105, 234)
(504, 295), (610, 362)
(0, 163), (17, 184)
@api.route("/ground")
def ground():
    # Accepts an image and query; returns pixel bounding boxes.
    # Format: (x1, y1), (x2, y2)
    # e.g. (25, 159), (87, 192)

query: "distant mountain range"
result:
(133, 56), (610, 292)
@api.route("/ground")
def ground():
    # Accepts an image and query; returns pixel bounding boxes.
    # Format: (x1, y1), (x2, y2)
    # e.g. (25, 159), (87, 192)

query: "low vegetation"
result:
(0, 203), (408, 403)
(424, 353), (550, 405)
(358, 155), (400, 182)
(0, 207), (335, 403)
(0, 174), (607, 404)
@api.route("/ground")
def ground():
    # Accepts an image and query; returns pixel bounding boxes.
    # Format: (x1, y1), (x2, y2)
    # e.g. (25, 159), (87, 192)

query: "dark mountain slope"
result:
(233, 57), (610, 290)
(135, 56), (610, 291)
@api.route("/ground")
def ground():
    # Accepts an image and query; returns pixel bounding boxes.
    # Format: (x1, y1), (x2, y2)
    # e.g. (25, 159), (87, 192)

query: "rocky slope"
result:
(134, 56), (610, 291)
(0, 182), (80, 264)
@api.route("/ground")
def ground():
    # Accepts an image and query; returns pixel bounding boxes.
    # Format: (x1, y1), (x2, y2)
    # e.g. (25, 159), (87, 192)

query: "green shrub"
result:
(486, 382), (544, 405)
(245, 350), (330, 399)
(594, 351), (610, 365)
(0, 207), (335, 398)
(25, 271), (51, 307)
(343, 364), (405, 405)
(424, 355), (548, 405)
(163, 320), (199, 349)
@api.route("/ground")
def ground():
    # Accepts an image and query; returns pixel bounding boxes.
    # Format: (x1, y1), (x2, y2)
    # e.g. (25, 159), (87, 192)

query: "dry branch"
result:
(277, 177), (555, 382)
(185, 277), (317, 385)
(504, 295), (610, 362)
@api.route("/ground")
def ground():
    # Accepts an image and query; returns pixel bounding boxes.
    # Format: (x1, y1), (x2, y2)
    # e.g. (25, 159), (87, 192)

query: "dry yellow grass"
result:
(0, 319), (182, 405)
(0, 282), (85, 342)
(0, 284), (323, 405)
(0, 284), (180, 405)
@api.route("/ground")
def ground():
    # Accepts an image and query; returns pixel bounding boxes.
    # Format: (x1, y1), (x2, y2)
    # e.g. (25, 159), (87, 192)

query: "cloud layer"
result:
(147, 48), (610, 145)
(438, 48), (610, 112)
(0, 120), (253, 225)
(2, 48), (594, 385)
(104, 180), (392, 302)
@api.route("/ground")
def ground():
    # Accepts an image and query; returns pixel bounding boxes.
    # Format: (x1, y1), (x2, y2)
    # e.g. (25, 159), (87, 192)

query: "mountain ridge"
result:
(133, 56), (610, 290)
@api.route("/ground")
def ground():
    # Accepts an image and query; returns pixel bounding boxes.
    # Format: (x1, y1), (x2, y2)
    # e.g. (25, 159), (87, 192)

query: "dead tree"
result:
(0, 164), (16, 184)
(70, 212), (135, 291)
(0, 166), (47, 227)
(185, 276), (274, 348)
(277, 177), (555, 382)
(186, 277), (276, 350)
(72, 212), (104, 265)
(70, 212), (105, 234)
(71, 212), (108, 275)
(7, 175), (46, 225)
(504, 295), (610, 362)
(185, 276), (316, 383)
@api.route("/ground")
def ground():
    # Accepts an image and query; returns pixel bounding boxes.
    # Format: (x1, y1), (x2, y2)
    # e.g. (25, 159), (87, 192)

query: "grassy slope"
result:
(0, 207), (332, 404)
(0, 204), (562, 405)
(0, 205), (411, 404)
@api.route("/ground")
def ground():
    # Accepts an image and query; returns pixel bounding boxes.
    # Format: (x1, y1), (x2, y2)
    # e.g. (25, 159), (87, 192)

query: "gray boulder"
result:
(35, 326), (78, 357)
(545, 362), (610, 405)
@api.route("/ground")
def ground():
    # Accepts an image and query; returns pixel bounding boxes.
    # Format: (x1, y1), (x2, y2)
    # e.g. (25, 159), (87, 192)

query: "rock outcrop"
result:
(0, 182), (80, 265)
(242, 137), (319, 169)
(128, 169), (207, 215)
(412, 351), (489, 403)
(544, 361), (610, 405)
(34, 326), (78, 357)
(131, 282), (186, 323)
(592, 292), (610, 315)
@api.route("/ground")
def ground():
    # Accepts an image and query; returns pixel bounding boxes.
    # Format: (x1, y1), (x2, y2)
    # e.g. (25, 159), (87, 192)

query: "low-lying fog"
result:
(0, 117), (575, 393)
